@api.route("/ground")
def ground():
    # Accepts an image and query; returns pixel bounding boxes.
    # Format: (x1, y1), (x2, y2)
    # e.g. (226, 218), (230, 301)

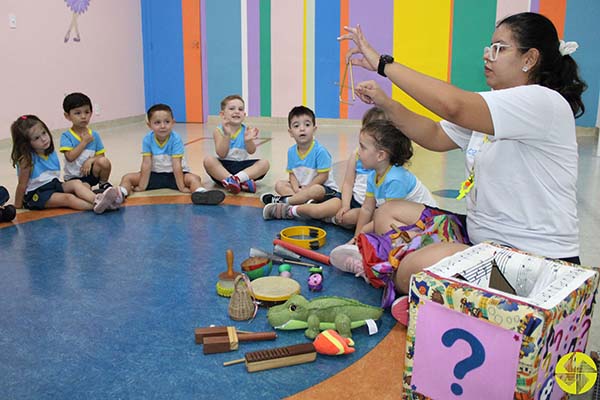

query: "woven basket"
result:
(228, 275), (255, 321)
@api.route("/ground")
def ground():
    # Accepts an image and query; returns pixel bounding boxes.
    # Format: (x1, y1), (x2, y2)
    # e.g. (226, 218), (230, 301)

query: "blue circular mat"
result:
(0, 204), (394, 399)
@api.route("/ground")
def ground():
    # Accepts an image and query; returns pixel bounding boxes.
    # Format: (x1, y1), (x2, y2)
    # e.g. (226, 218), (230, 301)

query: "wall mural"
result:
(64, 0), (91, 43)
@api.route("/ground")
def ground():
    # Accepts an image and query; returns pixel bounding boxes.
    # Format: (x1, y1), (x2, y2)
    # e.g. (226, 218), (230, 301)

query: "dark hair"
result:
(361, 107), (387, 127)
(288, 106), (316, 128)
(147, 104), (174, 121)
(361, 120), (413, 167)
(220, 95), (245, 110)
(498, 12), (587, 118)
(63, 92), (93, 113)
(11, 115), (54, 169)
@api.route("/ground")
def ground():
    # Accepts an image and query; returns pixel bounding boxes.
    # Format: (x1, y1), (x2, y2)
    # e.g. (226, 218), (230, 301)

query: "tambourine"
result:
(279, 225), (326, 250)
(250, 276), (301, 307)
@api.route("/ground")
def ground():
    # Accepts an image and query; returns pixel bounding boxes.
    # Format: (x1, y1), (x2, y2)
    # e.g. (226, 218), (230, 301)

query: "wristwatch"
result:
(377, 54), (394, 77)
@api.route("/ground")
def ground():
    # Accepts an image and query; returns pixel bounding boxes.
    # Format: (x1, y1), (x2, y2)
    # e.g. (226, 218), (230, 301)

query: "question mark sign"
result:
(576, 319), (591, 352)
(442, 328), (486, 396)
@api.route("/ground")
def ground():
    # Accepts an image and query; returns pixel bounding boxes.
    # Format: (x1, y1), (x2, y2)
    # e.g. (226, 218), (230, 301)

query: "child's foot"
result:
(329, 244), (365, 279)
(93, 182), (113, 194)
(240, 179), (256, 193)
(93, 187), (118, 214)
(263, 203), (294, 220)
(191, 189), (225, 205)
(260, 193), (289, 205)
(221, 176), (241, 194)
(390, 295), (409, 327)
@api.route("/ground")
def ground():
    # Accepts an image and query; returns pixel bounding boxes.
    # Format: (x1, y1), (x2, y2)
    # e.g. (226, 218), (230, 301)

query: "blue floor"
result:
(0, 204), (395, 399)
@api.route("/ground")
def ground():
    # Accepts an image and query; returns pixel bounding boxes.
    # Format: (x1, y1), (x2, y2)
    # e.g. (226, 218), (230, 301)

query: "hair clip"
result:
(20, 115), (27, 120)
(559, 40), (578, 56)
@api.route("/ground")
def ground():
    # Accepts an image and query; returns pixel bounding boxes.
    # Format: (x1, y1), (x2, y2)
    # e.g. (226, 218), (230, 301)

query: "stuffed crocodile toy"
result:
(267, 294), (383, 339)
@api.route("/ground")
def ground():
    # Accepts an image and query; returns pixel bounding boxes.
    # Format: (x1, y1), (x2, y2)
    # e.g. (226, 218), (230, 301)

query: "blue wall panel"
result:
(205, 0), (243, 115)
(314, 0), (340, 119)
(141, 1), (186, 121)
(565, 0), (600, 126)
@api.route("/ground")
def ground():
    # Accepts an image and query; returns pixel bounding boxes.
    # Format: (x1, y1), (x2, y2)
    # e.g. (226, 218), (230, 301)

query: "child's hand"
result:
(81, 158), (93, 176)
(336, 207), (350, 224)
(81, 130), (94, 144)
(347, 235), (358, 245)
(244, 127), (259, 141)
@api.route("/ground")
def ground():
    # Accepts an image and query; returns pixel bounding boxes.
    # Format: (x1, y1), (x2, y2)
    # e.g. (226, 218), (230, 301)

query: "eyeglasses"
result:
(483, 42), (529, 62)
(336, 61), (355, 105)
(483, 43), (513, 62)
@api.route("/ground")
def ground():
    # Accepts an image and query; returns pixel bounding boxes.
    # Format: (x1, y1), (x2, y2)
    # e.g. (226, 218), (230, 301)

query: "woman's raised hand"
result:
(355, 80), (388, 106)
(338, 24), (379, 71)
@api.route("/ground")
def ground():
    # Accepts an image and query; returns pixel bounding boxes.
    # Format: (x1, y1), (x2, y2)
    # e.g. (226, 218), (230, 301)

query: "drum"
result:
(250, 276), (301, 307)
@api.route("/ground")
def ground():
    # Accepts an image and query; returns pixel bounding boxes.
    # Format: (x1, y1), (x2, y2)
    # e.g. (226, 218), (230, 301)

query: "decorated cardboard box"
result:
(402, 243), (598, 400)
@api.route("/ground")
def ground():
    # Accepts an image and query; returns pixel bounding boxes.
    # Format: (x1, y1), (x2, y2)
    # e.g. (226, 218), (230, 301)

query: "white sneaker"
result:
(93, 187), (118, 214)
(330, 244), (366, 280)
(262, 203), (294, 220)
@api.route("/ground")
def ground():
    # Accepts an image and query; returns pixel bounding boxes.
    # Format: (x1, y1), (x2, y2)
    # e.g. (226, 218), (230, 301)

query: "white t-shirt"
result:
(441, 85), (578, 258)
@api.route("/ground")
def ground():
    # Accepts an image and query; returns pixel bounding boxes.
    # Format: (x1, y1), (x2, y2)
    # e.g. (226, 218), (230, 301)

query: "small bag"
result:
(228, 275), (256, 321)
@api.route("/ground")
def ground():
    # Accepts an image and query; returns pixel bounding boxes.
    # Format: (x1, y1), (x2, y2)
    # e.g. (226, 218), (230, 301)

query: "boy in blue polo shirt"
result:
(60, 92), (113, 193)
(118, 104), (224, 205)
(261, 106), (338, 218)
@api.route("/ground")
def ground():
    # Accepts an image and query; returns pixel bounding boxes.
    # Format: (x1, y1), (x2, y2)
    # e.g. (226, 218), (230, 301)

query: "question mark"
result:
(442, 328), (486, 396)
(575, 319), (591, 352)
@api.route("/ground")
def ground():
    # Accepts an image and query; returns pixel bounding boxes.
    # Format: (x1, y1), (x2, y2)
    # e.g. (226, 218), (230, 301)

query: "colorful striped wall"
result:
(142, 0), (600, 127)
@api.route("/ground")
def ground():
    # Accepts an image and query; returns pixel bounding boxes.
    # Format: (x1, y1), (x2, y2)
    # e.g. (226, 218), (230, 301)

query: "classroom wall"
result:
(0, 0), (144, 141)
(144, 0), (600, 127)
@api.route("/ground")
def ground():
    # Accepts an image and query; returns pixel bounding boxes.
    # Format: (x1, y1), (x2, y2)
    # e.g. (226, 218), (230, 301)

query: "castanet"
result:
(194, 326), (277, 354)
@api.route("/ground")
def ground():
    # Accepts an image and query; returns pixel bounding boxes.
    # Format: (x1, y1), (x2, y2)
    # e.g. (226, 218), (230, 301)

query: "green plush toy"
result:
(267, 294), (383, 339)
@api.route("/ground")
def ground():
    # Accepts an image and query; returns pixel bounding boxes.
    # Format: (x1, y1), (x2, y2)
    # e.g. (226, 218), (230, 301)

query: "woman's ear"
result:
(523, 48), (540, 71)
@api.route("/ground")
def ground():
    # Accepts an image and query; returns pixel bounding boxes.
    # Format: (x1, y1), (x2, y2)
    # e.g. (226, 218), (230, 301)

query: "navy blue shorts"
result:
(68, 171), (100, 188)
(350, 195), (362, 209)
(24, 179), (64, 210)
(322, 185), (341, 201)
(147, 172), (190, 191)
(211, 159), (265, 184)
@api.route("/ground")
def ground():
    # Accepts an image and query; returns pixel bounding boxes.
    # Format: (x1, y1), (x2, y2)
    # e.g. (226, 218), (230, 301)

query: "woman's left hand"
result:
(338, 24), (379, 71)
(355, 80), (388, 105)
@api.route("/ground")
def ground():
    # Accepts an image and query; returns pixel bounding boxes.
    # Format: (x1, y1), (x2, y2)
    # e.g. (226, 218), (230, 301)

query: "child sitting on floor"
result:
(118, 104), (225, 205)
(261, 105), (339, 219)
(203, 95), (270, 194)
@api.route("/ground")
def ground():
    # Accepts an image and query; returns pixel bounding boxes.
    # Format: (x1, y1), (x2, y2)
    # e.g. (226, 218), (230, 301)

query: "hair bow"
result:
(559, 40), (578, 56)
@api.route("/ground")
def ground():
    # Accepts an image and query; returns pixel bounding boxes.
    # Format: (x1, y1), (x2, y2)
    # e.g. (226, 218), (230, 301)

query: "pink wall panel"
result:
(270, 0), (304, 118)
(0, 0), (144, 139)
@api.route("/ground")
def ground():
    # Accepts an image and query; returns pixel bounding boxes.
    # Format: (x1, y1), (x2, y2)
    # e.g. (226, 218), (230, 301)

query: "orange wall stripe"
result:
(182, 0), (203, 122)
(539, 0), (566, 38)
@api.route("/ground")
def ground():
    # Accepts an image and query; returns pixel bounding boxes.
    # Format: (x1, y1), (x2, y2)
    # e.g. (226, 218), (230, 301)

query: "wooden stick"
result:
(223, 358), (245, 367)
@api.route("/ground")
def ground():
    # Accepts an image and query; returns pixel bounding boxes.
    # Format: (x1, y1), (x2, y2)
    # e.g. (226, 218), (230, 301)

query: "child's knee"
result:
(96, 157), (111, 170)
(203, 156), (218, 167)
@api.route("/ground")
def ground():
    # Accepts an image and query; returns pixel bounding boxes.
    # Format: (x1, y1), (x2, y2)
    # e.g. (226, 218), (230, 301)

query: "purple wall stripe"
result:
(348, 0), (394, 120)
(247, 0), (261, 116)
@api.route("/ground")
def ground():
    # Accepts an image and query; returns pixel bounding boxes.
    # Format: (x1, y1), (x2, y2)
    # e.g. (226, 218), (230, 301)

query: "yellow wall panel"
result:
(392, 0), (452, 121)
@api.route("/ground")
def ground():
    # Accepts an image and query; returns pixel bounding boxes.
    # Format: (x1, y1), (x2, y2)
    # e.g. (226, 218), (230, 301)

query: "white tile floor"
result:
(1, 119), (599, 394)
